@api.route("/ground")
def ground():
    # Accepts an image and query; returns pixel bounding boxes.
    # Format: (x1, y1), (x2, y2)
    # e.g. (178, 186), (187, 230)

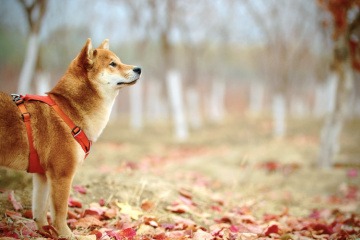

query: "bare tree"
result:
(243, 0), (318, 137)
(17, 0), (47, 94)
(317, 1), (360, 168)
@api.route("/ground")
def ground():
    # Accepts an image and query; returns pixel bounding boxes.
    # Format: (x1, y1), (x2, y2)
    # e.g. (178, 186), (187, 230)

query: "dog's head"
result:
(74, 38), (141, 91)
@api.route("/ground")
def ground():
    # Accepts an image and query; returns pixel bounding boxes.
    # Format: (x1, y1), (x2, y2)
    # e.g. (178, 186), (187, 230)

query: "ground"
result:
(0, 116), (359, 239)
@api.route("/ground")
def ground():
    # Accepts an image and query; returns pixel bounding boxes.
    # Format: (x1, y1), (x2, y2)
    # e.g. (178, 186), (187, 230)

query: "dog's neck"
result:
(48, 72), (118, 142)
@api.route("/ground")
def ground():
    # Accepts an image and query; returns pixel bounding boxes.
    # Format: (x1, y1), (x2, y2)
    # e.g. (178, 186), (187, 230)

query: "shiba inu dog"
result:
(0, 38), (141, 238)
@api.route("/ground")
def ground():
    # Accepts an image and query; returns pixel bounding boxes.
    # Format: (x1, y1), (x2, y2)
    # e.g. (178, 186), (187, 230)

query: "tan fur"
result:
(0, 39), (141, 239)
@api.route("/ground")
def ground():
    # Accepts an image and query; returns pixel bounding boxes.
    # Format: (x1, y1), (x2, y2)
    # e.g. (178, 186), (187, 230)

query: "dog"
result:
(0, 38), (141, 238)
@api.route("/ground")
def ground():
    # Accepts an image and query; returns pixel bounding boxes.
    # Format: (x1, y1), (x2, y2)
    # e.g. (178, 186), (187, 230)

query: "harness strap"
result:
(12, 94), (92, 174)
(24, 95), (92, 157)
(12, 96), (44, 174)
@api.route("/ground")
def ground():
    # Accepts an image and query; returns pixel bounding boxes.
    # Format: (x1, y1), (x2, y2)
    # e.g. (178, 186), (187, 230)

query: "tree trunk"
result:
(209, 80), (226, 123)
(313, 74), (337, 118)
(318, 35), (354, 168)
(166, 71), (188, 141)
(18, 32), (40, 94)
(186, 88), (202, 129)
(272, 93), (286, 138)
(249, 81), (265, 116)
(34, 70), (50, 95)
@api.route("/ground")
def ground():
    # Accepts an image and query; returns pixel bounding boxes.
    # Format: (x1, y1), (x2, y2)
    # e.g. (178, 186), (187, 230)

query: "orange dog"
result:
(0, 39), (141, 238)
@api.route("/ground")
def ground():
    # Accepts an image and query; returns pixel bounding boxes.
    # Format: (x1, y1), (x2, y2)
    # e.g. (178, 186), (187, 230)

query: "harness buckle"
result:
(22, 112), (31, 121)
(71, 126), (82, 137)
(11, 94), (24, 105)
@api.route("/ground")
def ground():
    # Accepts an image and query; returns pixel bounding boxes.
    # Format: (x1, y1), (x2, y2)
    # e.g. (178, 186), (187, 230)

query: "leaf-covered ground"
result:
(0, 117), (359, 239)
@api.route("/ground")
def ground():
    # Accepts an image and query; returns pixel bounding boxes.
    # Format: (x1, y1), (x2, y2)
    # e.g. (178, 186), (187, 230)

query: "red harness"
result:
(12, 94), (92, 174)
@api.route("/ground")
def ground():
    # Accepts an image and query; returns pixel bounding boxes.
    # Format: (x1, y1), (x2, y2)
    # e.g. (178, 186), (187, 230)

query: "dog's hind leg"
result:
(32, 173), (50, 231)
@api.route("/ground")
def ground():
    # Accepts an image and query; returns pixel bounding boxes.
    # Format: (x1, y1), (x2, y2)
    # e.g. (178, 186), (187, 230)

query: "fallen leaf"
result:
(68, 197), (82, 208)
(8, 190), (23, 211)
(179, 188), (192, 199)
(99, 198), (106, 206)
(141, 199), (155, 211)
(347, 169), (358, 178)
(264, 224), (279, 236)
(71, 216), (104, 229)
(73, 185), (87, 194)
(116, 202), (142, 220)
(5, 210), (22, 219)
(104, 208), (117, 219)
(120, 228), (136, 239)
(23, 210), (33, 219)
(172, 216), (196, 228)
(143, 216), (159, 228)
(166, 203), (190, 214)
(193, 229), (213, 240)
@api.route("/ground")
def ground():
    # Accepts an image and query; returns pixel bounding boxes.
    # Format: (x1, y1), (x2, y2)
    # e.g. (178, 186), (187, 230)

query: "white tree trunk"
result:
(166, 71), (188, 141)
(325, 74), (338, 114)
(129, 80), (143, 131)
(249, 81), (264, 116)
(146, 81), (168, 122)
(186, 88), (202, 129)
(209, 80), (226, 122)
(290, 96), (309, 118)
(35, 71), (50, 95)
(318, 67), (353, 168)
(272, 93), (286, 138)
(313, 74), (338, 118)
(18, 33), (40, 94)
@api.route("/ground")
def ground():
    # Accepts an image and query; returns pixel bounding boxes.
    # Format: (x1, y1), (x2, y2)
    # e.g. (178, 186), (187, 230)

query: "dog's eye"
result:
(109, 62), (117, 67)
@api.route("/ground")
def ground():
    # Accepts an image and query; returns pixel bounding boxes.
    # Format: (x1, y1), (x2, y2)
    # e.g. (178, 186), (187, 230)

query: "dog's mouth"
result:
(117, 80), (138, 86)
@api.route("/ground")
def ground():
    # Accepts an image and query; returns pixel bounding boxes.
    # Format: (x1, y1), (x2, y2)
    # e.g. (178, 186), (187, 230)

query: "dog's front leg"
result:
(32, 173), (50, 231)
(49, 175), (74, 238)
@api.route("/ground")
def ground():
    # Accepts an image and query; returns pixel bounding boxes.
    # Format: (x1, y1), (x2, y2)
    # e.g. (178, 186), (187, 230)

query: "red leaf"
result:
(73, 185), (87, 194)
(8, 190), (23, 211)
(71, 216), (104, 229)
(83, 209), (103, 218)
(261, 160), (280, 172)
(89, 229), (103, 239)
(106, 230), (121, 240)
(99, 198), (106, 206)
(154, 233), (168, 240)
(264, 224), (279, 236)
(347, 169), (358, 178)
(229, 225), (239, 233)
(41, 225), (59, 238)
(23, 209), (33, 219)
(5, 210), (22, 219)
(309, 223), (333, 235)
(67, 210), (78, 219)
(120, 228), (136, 239)
(68, 197), (82, 208)
(179, 188), (192, 199)
(141, 199), (155, 211)
(166, 203), (190, 213)
(161, 223), (176, 230)
(104, 208), (117, 219)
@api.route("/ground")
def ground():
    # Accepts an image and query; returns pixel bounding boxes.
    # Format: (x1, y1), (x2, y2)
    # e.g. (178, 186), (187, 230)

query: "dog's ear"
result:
(77, 38), (94, 69)
(98, 39), (109, 50)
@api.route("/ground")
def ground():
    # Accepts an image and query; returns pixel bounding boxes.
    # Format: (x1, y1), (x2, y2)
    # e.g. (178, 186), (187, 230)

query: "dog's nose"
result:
(133, 67), (141, 74)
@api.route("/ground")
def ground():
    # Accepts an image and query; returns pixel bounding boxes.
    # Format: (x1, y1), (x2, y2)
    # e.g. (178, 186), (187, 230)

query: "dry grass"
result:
(1, 116), (359, 227)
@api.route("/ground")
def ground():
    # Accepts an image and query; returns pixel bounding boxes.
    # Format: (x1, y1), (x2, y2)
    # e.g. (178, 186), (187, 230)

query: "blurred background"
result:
(0, 0), (359, 169)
